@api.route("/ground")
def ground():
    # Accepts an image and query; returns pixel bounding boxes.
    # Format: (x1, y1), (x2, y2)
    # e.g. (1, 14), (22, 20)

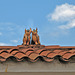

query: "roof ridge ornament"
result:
(23, 28), (40, 45)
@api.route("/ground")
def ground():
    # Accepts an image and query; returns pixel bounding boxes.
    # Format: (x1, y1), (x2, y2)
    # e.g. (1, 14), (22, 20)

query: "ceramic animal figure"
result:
(23, 28), (32, 45)
(31, 28), (40, 45)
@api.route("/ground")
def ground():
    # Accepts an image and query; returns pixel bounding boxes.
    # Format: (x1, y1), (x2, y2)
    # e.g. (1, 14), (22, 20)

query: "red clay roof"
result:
(0, 45), (75, 62)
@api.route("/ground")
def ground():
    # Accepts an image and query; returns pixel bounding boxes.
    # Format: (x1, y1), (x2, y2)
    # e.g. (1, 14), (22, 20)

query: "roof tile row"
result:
(0, 45), (75, 62)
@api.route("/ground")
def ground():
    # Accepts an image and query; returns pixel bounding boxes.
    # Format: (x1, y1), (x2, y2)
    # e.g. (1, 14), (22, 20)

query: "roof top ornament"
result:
(23, 28), (40, 45)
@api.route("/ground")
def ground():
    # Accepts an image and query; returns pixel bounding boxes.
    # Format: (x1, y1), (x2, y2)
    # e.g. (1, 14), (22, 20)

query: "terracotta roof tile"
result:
(14, 52), (27, 59)
(28, 58), (39, 62)
(59, 51), (68, 56)
(28, 53), (39, 60)
(43, 57), (54, 62)
(45, 45), (60, 49)
(0, 52), (12, 59)
(6, 49), (19, 53)
(0, 45), (75, 62)
(35, 49), (47, 54)
(60, 57), (69, 61)
(0, 50), (8, 54)
(47, 52), (58, 58)
(0, 50), (5, 53)
(68, 49), (75, 53)
(20, 48), (34, 53)
(53, 50), (62, 53)
(40, 51), (51, 56)
(62, 53), (75, 59)
(25, 51), (34, 56)
(11, 51), (19, 55)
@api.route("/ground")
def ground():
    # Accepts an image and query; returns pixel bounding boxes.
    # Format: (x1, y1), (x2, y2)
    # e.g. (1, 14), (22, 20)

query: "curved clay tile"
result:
(0, 50), (5, 53)
(9, 49), (19, 53)
(59, 51), (68, 56)
(25, 51), (34, 56)
(53, 50), (62, 53)
(0, 50), (9, 54)
(14, 52), (27, 59)
(45, 50), (63, 58)
(47, 52), (59, 58)
(16, 58), (26, 61)
(5, 48), (18, 53)
(10, 51), (20, 55)
(0, 52), (13, 59)
(62, 53), (75, 59)
(28, 52), (40, 60)
(29, 58), (39, 62)
(40, 51), (51, 56)
(19, 48), (34, 53)
(42, 57), (54, 62)
(60, 57), (69, 61)
(68, 49), (75, 53)
(35, 48), (48, 54)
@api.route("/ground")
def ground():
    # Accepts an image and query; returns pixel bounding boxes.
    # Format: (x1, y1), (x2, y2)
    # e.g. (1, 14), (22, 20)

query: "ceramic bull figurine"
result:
(23, 28), (32, 45)
(31, 28), (40, 45)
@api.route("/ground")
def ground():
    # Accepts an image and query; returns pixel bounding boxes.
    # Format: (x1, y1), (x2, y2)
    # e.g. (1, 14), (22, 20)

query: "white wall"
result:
(0, 58), (75, 72)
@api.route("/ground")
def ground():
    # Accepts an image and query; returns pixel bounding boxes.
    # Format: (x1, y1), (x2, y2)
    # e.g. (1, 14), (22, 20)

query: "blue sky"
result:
(0, 0), (75, 46)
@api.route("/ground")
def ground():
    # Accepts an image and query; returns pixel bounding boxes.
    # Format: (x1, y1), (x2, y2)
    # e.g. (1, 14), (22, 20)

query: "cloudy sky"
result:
(0, 0), (75, 46)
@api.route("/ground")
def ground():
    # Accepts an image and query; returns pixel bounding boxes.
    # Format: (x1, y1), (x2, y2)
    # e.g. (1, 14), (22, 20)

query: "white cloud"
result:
(47, 3), (75, 29)
(59, 19), (75, 29)
(0, 43), (11, 46)
(11, 40), (18, 43)
(48, 3), (75, 21)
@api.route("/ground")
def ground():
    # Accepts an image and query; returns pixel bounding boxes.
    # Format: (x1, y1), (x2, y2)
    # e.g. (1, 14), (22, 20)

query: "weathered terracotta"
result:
(31, 28), (40, 45)
(0, 45), (75, 62)
(23, 28), (32, 45)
